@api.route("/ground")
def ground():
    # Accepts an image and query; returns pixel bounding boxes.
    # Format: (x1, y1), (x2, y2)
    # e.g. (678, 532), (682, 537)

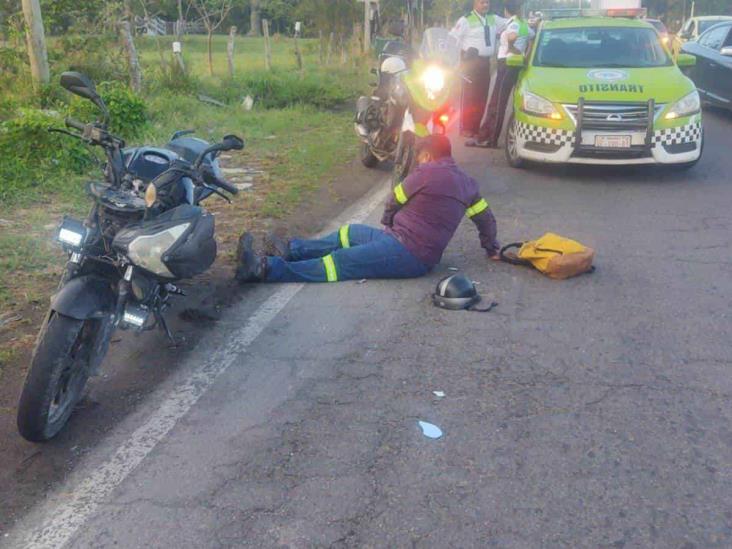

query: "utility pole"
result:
(21, 0), (50, 89)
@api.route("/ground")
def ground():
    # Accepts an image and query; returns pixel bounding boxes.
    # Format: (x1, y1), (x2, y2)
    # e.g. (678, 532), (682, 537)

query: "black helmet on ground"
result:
(433, 273), (493, 311)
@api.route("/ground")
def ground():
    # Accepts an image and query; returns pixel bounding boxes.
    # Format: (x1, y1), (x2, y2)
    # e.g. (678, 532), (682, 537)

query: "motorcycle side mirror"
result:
(60, 71), (110, 123)
(60, 71), (98, 100)
(222, 134), (245, 151)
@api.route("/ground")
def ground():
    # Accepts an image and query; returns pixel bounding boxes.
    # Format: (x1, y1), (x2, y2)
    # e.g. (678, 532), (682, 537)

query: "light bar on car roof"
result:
(538, 8), (647, 20)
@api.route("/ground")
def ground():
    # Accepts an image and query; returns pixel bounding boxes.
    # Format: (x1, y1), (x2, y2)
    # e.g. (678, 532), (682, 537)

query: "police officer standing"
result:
(468, 0), (535, 148)
(450, 0), (507, 138)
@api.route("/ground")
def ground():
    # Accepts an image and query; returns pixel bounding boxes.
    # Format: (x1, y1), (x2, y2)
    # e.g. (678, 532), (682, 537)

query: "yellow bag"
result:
(500, 233), (595, 280)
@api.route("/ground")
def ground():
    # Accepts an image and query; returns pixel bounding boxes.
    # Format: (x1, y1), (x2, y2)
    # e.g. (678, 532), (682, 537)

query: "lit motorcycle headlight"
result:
(522, 91), (563, 120)
(420, 65), (446, 100)
(56, 217), (87, 248)
(127, 223), (190, 278)
(665, 90), (700, 120)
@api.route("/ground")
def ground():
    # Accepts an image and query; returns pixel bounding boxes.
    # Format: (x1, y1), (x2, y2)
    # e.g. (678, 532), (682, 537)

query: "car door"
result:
(707, 25), (732, 106)
(685, 25), (730, 102)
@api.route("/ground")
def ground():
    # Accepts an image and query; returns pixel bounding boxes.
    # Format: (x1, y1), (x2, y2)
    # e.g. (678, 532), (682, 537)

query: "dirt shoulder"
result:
(0, 152), (389, 535)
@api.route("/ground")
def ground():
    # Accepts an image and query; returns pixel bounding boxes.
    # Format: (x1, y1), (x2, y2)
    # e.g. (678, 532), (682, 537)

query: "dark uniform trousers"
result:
(460, 53), (492, 135)
(478, 58), (518, 145)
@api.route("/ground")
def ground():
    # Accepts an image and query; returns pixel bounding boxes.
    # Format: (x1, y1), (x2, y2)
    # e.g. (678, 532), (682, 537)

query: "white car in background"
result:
(678, 16), (732, 42)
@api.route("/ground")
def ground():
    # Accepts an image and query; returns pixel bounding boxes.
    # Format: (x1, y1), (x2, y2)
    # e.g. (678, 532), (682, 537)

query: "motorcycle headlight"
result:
(522, 91), (563, 120)
(665, 90), (700, 120)
(127, 223), (190, 278)
(420, 65), (446, 100)
(56, 217), (87, 249)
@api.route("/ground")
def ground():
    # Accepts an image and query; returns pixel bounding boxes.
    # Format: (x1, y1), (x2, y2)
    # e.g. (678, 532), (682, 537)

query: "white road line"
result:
(18, 181), (390, 549)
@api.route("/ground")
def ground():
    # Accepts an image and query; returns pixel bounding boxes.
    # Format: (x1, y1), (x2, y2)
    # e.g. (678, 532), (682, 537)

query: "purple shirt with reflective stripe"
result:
(381, 157), (498, 266)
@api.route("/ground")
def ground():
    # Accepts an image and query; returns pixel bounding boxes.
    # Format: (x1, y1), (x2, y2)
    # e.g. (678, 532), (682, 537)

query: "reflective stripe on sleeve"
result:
(466, 198), (489, 218)
(339, 225), (350, 248)
(414, 123), (430, 138)
(323, 254), (338, 282)
(394, 183), (408, 205)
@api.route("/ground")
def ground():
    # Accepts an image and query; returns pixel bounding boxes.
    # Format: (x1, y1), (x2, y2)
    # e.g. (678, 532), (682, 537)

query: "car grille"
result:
(562, 102), (665, 131)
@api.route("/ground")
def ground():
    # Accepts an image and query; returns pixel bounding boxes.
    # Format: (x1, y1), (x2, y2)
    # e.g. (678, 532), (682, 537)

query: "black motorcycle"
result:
(17, 72), (243, 442)
(355, 28), (459, 184)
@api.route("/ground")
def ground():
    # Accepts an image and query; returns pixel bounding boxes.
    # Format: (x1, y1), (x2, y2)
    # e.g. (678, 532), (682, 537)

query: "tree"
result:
(21, 0), (49, 89)
(121, 0), (142, 92)
(249, 0), (261, 35)
(190, 0), (234, 76)
(294, 0), (359, 38)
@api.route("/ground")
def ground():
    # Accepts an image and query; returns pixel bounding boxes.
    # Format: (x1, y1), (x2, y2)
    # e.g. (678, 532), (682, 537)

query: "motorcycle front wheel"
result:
(17, 312), (98, 442)
(392, 131), (415, 187)
(360, 142), (380, 168)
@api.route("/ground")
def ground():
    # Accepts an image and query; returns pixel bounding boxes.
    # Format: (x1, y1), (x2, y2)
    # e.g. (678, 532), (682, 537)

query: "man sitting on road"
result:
(235, 135), (500, 284)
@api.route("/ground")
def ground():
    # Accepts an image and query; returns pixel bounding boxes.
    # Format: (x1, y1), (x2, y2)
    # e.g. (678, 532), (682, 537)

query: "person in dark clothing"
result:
(467, 0), (535, 148)
(236, 135), (500, 284)
(450, 0), (508, 137)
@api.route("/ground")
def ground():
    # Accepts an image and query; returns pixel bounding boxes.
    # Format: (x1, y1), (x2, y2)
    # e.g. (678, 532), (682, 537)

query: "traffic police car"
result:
(504, 8), (703, 169)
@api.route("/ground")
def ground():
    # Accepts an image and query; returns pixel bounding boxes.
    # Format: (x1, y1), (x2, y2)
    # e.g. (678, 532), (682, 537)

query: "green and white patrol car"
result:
(504, 9), (703, 169)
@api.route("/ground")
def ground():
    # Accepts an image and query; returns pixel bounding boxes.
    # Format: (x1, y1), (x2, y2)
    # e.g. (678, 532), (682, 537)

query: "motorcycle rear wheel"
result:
(17, 312), (97, 442)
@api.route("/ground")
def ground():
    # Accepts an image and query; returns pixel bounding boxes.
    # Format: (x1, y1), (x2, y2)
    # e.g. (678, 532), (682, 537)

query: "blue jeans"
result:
(265, 224), (431, 283)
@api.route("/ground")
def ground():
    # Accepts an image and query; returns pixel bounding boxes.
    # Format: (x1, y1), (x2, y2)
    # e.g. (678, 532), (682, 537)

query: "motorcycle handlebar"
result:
(65, 117), (86, 132)
(204, 169), (239, 195)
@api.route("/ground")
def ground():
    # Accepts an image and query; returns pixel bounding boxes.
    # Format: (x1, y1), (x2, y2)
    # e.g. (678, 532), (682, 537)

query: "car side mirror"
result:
(676, 53), (696, 67)
(721, 46), (732, 57)
(505, 54), (525, 68)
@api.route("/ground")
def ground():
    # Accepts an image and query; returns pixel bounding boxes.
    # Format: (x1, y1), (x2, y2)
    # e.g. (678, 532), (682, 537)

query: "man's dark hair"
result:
(504, 0), (523, 15)
(416, 134), (452, 160)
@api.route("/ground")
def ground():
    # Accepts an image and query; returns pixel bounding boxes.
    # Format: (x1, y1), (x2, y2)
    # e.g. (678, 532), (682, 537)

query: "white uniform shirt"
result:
(450, 11), (508, 58)
(497, 16), (535, 59)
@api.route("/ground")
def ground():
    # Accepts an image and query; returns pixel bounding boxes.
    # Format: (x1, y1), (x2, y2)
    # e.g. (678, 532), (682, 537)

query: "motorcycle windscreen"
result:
(419, 28), (460, 68)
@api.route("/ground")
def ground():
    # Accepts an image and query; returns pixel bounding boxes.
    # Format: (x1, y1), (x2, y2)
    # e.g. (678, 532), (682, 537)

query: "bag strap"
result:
(468, 300), (498, 313)
(499, 242), (531, 266)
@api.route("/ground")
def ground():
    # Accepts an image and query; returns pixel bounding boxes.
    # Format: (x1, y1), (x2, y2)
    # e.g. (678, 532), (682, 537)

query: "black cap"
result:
(416, 134), (452, 160)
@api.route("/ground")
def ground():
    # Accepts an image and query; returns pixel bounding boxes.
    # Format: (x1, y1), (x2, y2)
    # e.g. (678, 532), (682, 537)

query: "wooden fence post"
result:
(319, 30), (324, 65)
(327, 31), (335, 65)
(262, 19), (272, 71)
(227, 25), (237, 78)
(293, 28), (303, 75)
(352, 24), (362, 67)
(20, 0), (50, 89)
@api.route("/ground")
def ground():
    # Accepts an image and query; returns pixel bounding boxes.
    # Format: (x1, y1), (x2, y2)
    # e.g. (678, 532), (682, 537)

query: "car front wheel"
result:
(505, 114), (525, 169)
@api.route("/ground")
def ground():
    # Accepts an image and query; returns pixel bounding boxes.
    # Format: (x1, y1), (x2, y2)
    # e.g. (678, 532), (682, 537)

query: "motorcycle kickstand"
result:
(154, 309), (180, 347)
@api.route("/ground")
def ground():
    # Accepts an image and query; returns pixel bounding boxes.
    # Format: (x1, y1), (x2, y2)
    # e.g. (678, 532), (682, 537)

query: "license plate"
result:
(595, 135), (631, 148)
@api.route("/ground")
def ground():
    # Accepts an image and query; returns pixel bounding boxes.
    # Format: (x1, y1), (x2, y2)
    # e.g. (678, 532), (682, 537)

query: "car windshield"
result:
(699, 19), (728, 33)
(534, 27), (672, 68)
(648, 20), (667, 33)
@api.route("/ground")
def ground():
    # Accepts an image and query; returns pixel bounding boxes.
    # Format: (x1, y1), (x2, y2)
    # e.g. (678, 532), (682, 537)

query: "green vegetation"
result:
(0, 33), (368, 312)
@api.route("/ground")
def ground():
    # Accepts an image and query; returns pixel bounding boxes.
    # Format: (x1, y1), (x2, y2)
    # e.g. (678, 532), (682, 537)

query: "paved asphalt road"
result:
(4, 107), (732, 548)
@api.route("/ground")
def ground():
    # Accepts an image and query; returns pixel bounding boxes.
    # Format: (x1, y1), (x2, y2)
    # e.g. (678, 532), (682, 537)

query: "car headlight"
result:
(420, 65), (446, 100)
(127, 223), (190, 278)
(522, 91), (563, 120)
(665, 90), (700, 120)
